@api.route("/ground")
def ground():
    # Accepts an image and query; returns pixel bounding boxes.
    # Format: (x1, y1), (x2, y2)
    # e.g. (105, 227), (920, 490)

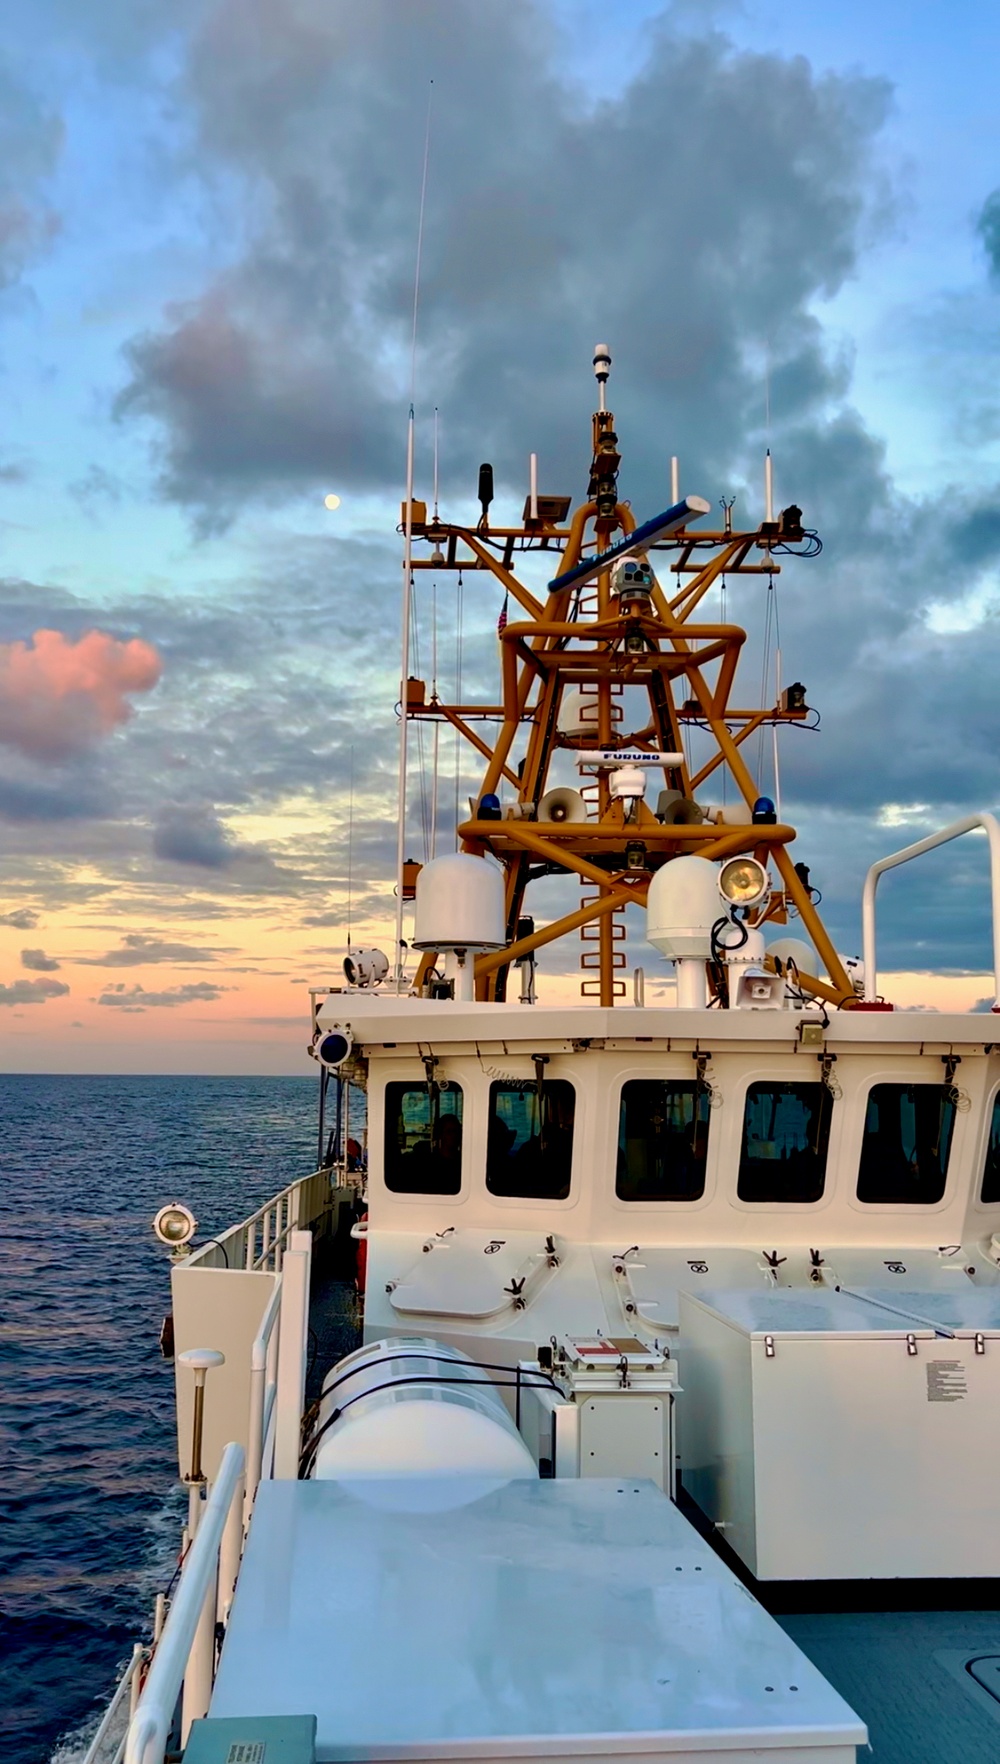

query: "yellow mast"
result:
(401, 354), (853, 1009)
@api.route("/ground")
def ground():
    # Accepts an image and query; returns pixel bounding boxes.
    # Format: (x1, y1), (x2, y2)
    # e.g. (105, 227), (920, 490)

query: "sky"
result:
(2, 0), (1000, 1073)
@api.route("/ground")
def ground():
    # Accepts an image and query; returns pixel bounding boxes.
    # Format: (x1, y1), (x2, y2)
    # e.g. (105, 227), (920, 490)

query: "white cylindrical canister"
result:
(310, 1336), (536, 1482)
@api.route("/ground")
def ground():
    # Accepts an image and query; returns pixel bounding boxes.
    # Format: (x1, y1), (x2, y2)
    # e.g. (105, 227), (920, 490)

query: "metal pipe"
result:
(394, 409), (416, 987)
(670, 456), (679, 504)
(529, 452), (538, 522)
(125, 1442), (245, 1764)
(862, 812), (1000, 1006)
(273, 1230), (312, 1479)
(217, 1466), (245, 1625)
(181, 1556), (218, 1741)
(245, 1278), (282, 1526)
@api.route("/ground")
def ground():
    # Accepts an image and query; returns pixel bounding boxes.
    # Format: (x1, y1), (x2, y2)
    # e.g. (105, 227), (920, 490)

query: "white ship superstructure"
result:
(87, 349), (1000, 1764)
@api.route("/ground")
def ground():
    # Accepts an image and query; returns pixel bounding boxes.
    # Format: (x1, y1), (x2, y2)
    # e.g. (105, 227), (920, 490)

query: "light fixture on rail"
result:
(313, 1026), (354, 1068)
(343, 948), (389, 989)
(152, 1201), (197, 1248)
(719, 856), (769, 909)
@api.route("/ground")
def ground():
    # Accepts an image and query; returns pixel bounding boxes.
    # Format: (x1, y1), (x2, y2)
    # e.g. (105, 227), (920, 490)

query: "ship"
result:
(85, 345), (1000, 1764)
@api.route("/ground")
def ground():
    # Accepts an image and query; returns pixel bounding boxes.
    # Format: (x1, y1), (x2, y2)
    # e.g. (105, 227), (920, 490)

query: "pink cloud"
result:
(0, 628), (162, 759)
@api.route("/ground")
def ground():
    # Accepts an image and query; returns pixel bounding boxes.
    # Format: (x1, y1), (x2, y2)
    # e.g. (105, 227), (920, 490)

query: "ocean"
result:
(0, 1073), (325, 1764)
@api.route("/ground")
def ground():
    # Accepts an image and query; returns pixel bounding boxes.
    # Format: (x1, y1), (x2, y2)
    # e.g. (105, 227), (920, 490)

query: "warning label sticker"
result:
(927, 1360), (967, 1403)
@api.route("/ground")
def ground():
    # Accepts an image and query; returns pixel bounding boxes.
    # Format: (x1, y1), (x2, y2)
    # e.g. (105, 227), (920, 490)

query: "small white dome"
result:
(413, 853), (505, 951)
(766, 936), (819, 978)
(647, 856), (720, 961)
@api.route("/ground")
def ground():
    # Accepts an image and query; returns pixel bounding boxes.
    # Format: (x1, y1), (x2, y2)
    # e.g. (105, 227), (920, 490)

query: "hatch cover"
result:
(388, 1229), (559, 1320)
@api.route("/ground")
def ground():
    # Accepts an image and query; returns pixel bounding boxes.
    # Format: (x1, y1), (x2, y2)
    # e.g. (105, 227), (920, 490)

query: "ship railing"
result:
(125, 1441), (246, 1764)
(79, 1643), (145, 1764)
(245, 1274), (282, 1525)
(863, 811), (1000, 1006)
(185, 1165), (331, 1274)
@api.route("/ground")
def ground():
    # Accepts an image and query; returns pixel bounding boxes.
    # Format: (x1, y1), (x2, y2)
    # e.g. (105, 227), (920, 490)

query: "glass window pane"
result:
(384, 1082), (463, 1194)
(486, 1079), (574, 1200)
(857, 1083), (954, 1204)
(616, 1081), (709, 1201)
(738, 1082), (831, 1202)
(982, 1094), (1000, 1204)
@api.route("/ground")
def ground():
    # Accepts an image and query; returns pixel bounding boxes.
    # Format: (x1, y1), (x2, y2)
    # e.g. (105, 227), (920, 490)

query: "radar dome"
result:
(413, 853), (505, 952)
(647, 856), (720, 961)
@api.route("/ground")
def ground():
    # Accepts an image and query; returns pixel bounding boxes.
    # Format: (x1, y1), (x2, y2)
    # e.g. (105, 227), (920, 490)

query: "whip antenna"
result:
(394, 81), (434, 986)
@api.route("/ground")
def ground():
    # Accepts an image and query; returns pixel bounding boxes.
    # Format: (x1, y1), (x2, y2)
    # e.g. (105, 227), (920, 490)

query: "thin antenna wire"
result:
(393, 81), (434, 986)
(346, 745), (355, 952)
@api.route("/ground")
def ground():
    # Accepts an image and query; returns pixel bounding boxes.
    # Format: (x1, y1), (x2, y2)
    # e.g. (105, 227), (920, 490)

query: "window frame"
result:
(614, 1076), (713, 1205)
(727, 1064), (839, 1215)
(854, 1077), (958, 1209)
(608, 1066), (717, 1215)
(978, 1082), (1000, 1208)
(735, 1077), (835, 1206)
(482, 1073), (580, 1209)
(380, 1076), (467, 1201)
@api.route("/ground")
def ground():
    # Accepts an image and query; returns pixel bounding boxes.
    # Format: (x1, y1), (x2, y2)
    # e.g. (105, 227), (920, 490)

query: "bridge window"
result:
(857, 1083), (955, 1205)
(384, 1082), (463, 1194)
(738, 1082), (832, 1203)
(616, 1081), (710, 1201)
(486, 1079), (575, 1200)
(982, 1094), (1000, 1204)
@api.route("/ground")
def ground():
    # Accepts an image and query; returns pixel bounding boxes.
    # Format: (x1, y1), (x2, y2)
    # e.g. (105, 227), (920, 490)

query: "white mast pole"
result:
(394, 412), (415, 988)
(764, 448), (774, 523)
(529, 452), (538, 522)
(670, 455), (679, 504)
(393, 82), (433, 990)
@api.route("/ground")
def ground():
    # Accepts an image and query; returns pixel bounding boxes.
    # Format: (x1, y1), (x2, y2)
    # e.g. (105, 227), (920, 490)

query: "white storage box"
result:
(679, 1287), (1000, 1581)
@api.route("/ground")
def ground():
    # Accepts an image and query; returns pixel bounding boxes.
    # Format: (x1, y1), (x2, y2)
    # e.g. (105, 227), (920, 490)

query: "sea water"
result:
(0, 1073), (326, 1764)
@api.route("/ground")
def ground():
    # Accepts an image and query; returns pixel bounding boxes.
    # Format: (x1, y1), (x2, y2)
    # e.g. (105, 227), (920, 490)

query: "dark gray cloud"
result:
(0, 907), (38, 928)
(21, 947), (60, 971)
(0, 976), (68, 1005)
(117, 0), (891, 528)
(97, 979), (228, 1010)
(153, 804), (235, 868)
(76, 932), (227, 966)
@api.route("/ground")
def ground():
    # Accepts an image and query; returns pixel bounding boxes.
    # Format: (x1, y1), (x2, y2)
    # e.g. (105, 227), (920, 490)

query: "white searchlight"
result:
(152, 1201), (197, 1249)
(719, 855), (769, 908)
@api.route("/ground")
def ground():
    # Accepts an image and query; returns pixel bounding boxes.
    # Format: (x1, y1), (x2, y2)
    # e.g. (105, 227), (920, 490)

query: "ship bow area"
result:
(210, 1476), (865, 1763)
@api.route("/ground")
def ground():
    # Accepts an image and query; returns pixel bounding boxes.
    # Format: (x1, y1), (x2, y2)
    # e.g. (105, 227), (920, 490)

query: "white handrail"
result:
(125, 1442), (245, 1764)
(244, 1276), (282, 1525)
(862, 812), (1000, 1006)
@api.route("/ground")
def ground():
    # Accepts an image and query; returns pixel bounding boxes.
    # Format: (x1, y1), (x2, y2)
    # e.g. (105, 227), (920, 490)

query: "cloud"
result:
(0, 976), (68, 1005)
(97, 979), (229, 1010)
(77, 932), (224, 966)
(0, 628), (161, 761)
(117, 0), (892, 526)
(0, 58), (62, 290)
(0, 907), (38, 928)
(21, 947), (60, 970)
(152, 803), (235, 868)
(977, 189), (1000, 284)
